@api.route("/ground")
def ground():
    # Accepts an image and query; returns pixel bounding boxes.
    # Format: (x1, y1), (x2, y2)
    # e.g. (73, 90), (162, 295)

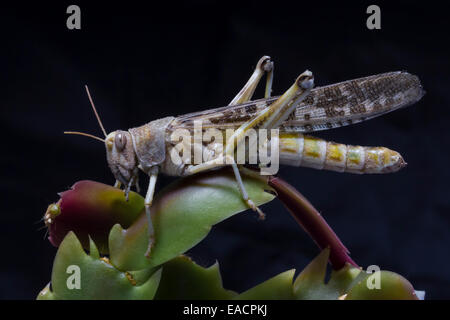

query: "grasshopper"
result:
(65, 56), (424, 258)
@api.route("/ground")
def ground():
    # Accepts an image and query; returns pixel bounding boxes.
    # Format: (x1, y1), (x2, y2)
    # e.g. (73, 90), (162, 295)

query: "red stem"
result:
(268, 176), (358, 270)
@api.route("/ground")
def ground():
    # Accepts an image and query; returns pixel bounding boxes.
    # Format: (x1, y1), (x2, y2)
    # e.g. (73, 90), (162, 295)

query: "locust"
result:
(64, 56), (424, 258)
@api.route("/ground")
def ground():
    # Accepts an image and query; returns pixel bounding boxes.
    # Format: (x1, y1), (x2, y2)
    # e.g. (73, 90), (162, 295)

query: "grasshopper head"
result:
(105, 130), (139, 186)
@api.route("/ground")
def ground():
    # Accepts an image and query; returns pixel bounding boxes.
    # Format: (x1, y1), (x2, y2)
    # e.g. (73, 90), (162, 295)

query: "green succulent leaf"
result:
(109, 169), (275, 271)
(37, 232), (161, 300)
(233, 269), (296, 300)
(293, 248), (418, 300)
(155, 255), (236, 300)
(39, 171), (419, 300)
(345, 271), (419, 300)
(294, 248), (363, 300)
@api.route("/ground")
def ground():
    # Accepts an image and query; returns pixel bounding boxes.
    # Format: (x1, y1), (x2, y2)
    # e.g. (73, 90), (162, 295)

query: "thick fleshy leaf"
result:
(233, 270), (296, 300)
(109, 168), (275, 271)
(293, 249), (418, 300)
(294, 248), (330, 297)
(294, 249), (365, 300)
(45, 181), (144, 254)
(39, 172), (419, 300)
(37, 232), (161, 300)
(155, 255), (236, 299)
(345, 271), (419, 300)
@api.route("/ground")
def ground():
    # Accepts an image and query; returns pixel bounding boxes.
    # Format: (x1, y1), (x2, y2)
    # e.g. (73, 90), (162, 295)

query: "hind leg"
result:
(229, 55), (274, 105)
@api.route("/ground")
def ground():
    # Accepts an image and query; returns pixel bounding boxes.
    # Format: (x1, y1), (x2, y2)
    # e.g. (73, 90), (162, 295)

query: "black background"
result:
(2, 1), (450, 299)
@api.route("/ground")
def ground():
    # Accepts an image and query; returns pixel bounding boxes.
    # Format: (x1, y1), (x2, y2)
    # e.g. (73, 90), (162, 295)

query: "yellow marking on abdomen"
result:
(327, 144), (344, 161)
(346, 146), (365, 172)
(324, 142), (347, 172)
(363, 147), (405, 173)
(279, 132), (304, 166)
(302, 136), (327, 169)
(278, 133), (406, 174)
(303, 136), (323, 158)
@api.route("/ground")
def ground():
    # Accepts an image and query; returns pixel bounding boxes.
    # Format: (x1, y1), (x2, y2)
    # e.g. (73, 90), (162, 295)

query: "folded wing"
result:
(169, 71), (424, 134)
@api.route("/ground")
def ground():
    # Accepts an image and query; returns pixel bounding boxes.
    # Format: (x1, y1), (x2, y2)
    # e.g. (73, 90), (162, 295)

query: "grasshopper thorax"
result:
(128, 117), (175, 171)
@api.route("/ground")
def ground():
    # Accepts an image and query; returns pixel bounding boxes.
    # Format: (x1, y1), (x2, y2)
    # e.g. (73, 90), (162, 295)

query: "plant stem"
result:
(268, 176), (358, 270)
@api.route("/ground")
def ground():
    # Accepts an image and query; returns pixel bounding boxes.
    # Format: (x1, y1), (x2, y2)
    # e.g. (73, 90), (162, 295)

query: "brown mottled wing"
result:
(168, 71), (424, 133)
(281, 71), (424, 132)
(168, 99), (268, 132)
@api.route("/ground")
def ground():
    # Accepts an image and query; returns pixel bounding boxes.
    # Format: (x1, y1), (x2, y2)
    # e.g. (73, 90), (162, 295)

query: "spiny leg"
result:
(184, 54), (273, 215)
(115, 176), (140, 193)
(264, 60), (274, 99)
(222, 70), (314, 184)
(260, 71), (314, 130)
(134, 175), (141, 193)
(185, 70), (314, 218)
(229, 56), (274, 105)
(229, 158), (265, 219)
(223, 56), (274, 217)
(144, 166), (159, 258)
(122, 174), (139, 201)
(224, 70), (314, 158)
(125, 179), (132, 201)
(225, 70), (313, 214)
(184, 154), (265, 219)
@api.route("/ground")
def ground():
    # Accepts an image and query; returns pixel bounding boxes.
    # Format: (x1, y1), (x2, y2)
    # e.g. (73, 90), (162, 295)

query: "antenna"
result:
(85, 85), (108, 137)
(64, 131), (105, 143)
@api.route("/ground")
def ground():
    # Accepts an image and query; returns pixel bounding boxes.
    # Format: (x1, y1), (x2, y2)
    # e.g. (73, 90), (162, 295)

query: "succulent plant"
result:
(37, 168), (419, 300)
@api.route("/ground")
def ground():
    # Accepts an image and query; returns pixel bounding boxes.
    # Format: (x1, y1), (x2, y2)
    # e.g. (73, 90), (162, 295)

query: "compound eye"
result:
(115, 132), (127, 151)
